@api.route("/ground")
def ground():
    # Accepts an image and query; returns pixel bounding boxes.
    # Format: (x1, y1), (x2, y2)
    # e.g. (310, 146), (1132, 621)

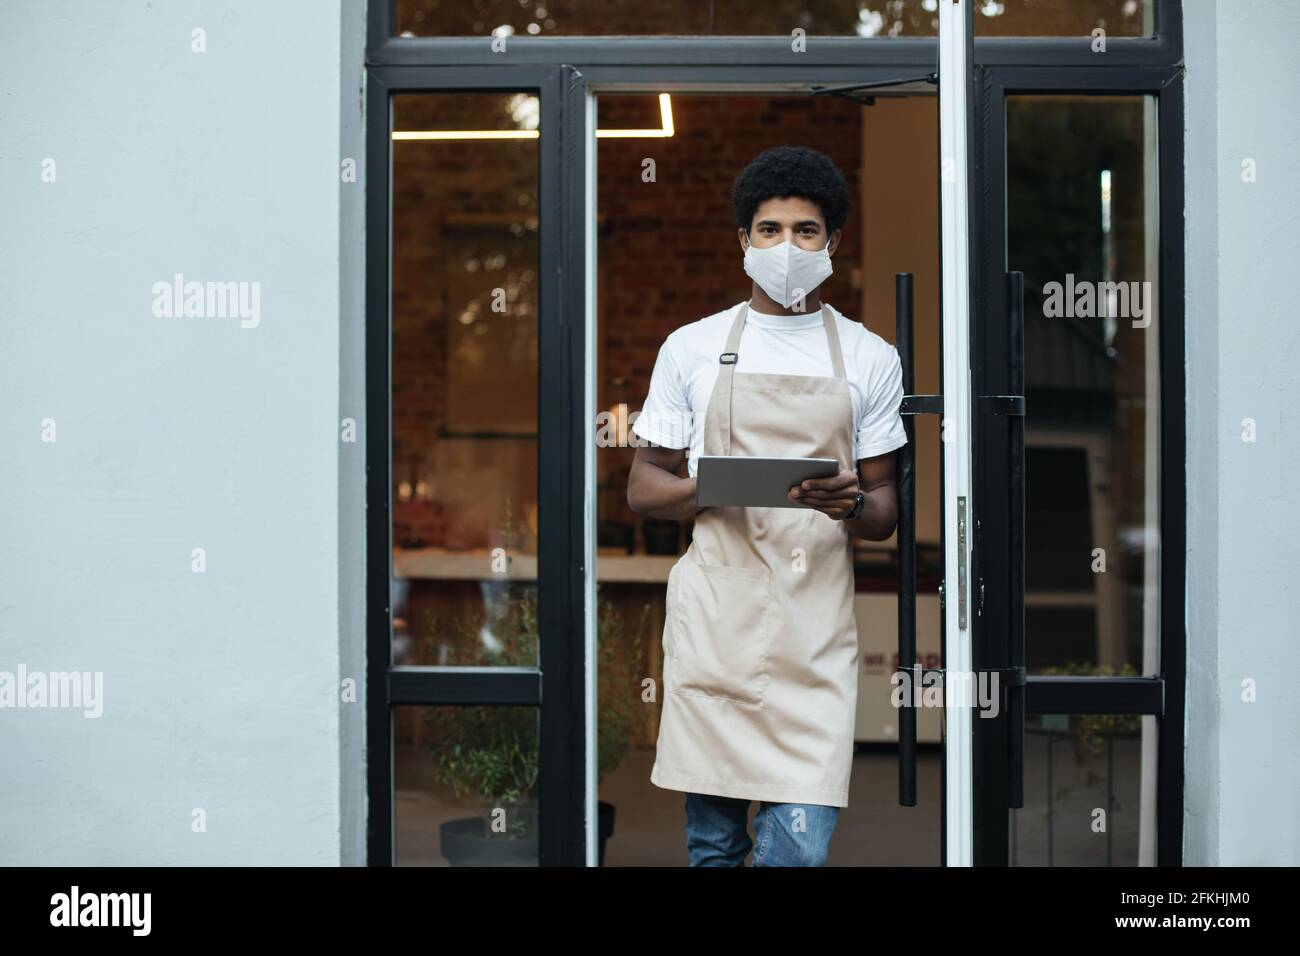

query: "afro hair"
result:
(731, 146), (851, 235)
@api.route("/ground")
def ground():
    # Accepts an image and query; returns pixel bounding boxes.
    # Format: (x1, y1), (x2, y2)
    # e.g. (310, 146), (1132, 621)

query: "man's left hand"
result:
(789, 468), (859, 519)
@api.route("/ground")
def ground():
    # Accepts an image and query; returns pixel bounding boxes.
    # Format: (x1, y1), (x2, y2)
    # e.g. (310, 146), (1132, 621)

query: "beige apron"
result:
(650, 301), (859, 808)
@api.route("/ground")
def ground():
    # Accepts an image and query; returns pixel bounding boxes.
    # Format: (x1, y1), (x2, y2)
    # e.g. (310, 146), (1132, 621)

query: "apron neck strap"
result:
(722, 301), (845, 377)
(714, 301), (846, 456)
(818, 305), (847, 379)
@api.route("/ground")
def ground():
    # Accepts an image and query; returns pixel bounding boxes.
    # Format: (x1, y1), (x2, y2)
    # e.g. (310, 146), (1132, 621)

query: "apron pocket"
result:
(667, 557), (774, 707)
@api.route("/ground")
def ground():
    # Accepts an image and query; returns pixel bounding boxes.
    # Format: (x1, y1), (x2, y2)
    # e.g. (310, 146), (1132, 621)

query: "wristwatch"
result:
(840, 490), (865, 521)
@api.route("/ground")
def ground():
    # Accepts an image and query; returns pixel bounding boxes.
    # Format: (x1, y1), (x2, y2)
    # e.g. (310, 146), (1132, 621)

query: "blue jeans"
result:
(683, 791), (840, 866)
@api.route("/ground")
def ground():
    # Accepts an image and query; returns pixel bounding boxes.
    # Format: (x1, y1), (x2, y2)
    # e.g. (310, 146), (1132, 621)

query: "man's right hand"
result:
(627, 444), (701, 521)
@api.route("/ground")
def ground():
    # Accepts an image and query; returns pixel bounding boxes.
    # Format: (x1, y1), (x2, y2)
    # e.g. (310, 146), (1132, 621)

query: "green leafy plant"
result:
(1037, 660), (1142, 800)
(422, 584), (649, 839)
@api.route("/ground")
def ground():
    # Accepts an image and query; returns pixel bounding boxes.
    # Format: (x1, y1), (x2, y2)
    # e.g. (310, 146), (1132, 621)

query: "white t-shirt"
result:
(631, 300), (908, 477)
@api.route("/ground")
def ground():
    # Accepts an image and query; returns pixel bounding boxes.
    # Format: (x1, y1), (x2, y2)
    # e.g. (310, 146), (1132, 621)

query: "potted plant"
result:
(426, 583), (648, 866)
(1034, 661), (1142, 807)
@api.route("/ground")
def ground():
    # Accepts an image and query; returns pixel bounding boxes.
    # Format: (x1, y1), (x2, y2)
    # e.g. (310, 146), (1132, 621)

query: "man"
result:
(626, 145), (908, 867)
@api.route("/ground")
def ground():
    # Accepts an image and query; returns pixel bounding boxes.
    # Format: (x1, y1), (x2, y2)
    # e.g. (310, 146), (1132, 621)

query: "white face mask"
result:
(742, 235), (833, 310)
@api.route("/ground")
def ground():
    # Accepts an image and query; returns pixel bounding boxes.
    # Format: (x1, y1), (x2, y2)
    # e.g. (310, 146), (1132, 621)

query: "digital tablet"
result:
(695, 455), (841, 508)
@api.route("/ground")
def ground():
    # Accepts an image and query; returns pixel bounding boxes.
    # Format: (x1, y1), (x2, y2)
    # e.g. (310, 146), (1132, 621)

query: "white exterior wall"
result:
(1183, 0), (1300, 865)
(0, 0), (368, 864)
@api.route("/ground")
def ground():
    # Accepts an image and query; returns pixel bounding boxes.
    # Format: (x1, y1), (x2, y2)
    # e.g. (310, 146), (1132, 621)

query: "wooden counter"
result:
(393, 547), (678, 583)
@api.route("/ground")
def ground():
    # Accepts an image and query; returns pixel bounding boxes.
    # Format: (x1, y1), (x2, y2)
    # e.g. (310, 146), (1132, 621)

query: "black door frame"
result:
(363, 0), (1185, 867)
(364, 60), (590, 866)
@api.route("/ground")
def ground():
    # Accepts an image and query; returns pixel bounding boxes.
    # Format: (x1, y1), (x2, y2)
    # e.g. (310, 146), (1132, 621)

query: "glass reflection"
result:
(395, 705), (540, 866)
(1011, 713), (1154, 866)
(1008, 95), (1159, 677)
(390, 92), (540, 668)
(396, 0), (1152, 38)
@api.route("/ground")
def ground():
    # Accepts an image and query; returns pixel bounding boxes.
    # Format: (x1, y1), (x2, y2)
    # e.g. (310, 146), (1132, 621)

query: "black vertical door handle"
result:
(1005, 270), (1027, 809)
(894, 273), (932, 809)
(895, 273), (917, 807)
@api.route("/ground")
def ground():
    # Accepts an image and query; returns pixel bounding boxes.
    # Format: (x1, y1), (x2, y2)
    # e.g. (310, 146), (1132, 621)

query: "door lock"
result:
(957, 496), (968, 630)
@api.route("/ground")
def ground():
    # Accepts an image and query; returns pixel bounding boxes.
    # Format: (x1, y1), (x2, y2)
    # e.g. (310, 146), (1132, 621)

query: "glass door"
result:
(365, 0), (1184, 869)
(366, 64), (592, 865)
(968, 60), (1185, 865)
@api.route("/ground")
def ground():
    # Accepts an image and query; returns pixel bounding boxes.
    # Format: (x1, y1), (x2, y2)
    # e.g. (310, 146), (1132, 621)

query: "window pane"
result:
(1008, 94), (1160, 678)
(395, 0), (1153, 38)
(1011, 713), (1156, 865)
(391, 92), (540, 668)
(395, 705), (540, 865)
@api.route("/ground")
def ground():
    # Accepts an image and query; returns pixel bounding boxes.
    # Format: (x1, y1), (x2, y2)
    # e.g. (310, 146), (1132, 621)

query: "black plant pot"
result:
(642, 519), (680, 555)
(597, 519), (635, 553)
(440, 801), (618, 866)
(597, 799), (616, 866)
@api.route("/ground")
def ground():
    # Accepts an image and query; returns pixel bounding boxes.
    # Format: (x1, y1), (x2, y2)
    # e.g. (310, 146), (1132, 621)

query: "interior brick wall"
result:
(390, 91), (865, 549)
(595, 93), (864, 532)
